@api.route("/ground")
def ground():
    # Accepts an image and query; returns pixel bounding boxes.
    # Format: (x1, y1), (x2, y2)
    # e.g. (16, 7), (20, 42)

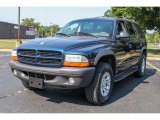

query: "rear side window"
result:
(134, 23), (144, 38)
(126, 21), (136, 38)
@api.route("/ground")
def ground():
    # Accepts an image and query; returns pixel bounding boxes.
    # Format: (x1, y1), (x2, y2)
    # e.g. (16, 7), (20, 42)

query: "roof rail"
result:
(118, 16), (135, 22)
(118, 16), (126, 19)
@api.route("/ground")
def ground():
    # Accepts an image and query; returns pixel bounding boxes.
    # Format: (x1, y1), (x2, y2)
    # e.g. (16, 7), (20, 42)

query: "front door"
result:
(115, 21), (132, 74)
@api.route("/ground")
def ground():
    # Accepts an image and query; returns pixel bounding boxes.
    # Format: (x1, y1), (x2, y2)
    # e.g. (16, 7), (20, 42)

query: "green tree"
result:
(104, 7), (160, 32)
(21, 18), (61, 38)
(45, 26), (52, 37)
(145, 34), (154, 43)
(154, 32), (160, 43)
(21, 18), (40, 29)
(37, 26), (45, 38)
(21, 18), (41, 37)
(51, 24), (60, 36)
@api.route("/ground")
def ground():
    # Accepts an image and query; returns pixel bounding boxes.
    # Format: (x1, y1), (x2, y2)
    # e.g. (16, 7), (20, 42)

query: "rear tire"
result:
(134, 54), (146, 78)
(85, 62), (114, 105)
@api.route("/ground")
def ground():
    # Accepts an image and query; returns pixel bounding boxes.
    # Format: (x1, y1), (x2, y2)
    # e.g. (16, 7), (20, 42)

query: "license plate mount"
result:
(29, 77), (44, 89)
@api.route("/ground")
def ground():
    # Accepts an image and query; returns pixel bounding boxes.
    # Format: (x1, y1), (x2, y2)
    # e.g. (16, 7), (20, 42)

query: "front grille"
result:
(38, 58), (61, 65)
(39, 51), (62, 57)
(19, 49), (36, 56)
(18, 49), (63, 66)
(19, 56), (36, 64)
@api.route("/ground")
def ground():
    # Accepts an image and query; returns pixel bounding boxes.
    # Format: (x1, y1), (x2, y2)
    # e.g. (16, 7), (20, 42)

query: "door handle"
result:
(128, 44), (132, 49)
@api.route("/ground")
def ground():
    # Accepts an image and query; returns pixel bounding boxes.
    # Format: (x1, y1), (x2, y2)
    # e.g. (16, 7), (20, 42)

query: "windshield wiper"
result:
(97, 35), (108, 38)
(74, 32), (98, 38)
(56, 32), (71, 37)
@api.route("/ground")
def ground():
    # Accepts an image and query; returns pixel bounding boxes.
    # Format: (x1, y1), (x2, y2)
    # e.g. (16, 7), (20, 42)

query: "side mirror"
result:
(116, 32), (129, 39)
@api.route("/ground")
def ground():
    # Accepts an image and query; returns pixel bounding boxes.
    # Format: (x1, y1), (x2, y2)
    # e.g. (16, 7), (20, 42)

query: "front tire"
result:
(85, 62), (114, 105)
(134, 54), (146, 78)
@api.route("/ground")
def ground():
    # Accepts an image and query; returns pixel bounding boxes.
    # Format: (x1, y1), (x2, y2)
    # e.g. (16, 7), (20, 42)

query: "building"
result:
(0, 21), (35, 39)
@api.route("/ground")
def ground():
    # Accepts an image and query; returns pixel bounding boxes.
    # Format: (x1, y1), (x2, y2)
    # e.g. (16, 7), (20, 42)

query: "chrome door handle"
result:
(128, 44), (132, 48)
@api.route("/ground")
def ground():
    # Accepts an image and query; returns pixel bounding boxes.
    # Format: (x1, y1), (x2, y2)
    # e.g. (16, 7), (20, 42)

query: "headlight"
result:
(11, 49), (18, 61)
(64, 54), (89, 67)
(65, 54), (88, 62)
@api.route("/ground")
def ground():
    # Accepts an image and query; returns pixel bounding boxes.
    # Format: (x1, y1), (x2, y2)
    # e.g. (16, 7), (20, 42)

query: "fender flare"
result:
(94, 49), (116, 65)
(139, 46), (147, 60)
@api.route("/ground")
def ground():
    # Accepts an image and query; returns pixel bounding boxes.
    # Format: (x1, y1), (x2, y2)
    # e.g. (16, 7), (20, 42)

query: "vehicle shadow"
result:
(106, 68), (156, 105)
(34, 68), (156, 106)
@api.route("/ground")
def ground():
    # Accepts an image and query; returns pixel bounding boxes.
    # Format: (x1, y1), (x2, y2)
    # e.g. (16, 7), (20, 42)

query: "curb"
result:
(0, 49), (12, 52)
(147, 57), (160, 60)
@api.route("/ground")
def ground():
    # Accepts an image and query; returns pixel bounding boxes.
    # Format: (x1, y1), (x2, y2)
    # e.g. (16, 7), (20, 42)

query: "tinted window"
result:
(126, 22), (136, 37)
(117, 21), (127, 35)
(134, 23), (144, 38)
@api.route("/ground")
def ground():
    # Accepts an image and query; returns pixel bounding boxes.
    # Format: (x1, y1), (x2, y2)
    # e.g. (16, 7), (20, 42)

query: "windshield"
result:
(58, 19), (114, 38)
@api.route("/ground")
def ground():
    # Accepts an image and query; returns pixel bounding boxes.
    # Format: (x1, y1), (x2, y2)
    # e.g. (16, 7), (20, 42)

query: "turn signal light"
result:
(11, 56), (18, 61)
(63, 62), (89, 67)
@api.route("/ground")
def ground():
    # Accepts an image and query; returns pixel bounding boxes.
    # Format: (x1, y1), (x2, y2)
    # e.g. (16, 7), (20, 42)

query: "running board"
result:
(114, 67), (138, 82)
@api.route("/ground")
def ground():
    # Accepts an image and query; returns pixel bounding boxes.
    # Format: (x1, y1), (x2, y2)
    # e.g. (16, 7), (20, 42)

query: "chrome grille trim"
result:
(17, 49), (63, 66)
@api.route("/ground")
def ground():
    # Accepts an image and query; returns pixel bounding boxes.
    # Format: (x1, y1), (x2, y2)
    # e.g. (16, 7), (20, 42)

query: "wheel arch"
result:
(94, 50), (116, 75)
(140, 46), (147, 59)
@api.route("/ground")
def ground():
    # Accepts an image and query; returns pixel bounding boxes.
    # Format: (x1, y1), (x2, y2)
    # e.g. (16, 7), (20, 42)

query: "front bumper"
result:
(9, 61), (95, 89)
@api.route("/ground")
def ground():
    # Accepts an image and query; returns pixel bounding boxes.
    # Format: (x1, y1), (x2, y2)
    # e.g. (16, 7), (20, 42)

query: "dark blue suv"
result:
(9, 17), (147, 105)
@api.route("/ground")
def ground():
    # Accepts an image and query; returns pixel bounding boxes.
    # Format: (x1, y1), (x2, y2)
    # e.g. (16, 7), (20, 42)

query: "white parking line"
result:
(147, 61), (160, 73)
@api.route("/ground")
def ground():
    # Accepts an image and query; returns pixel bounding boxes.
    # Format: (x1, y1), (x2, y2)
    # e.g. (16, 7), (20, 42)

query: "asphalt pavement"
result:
(0, 52), (160, 113)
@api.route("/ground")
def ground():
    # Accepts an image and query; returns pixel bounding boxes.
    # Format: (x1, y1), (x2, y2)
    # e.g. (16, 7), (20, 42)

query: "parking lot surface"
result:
(0, 52), (160, 113)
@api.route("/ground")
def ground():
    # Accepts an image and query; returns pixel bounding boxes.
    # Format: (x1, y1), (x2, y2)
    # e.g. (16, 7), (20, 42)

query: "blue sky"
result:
(0, 7), (109, 27)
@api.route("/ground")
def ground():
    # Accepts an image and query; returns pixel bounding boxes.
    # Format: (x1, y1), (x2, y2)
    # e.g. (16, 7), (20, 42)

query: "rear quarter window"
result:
(133, 23), (145, 38)
(126, 21), (137, 38)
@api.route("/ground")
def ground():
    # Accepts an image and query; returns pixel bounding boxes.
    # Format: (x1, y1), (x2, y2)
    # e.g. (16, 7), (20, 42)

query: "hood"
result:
(18, 37), (112, 52)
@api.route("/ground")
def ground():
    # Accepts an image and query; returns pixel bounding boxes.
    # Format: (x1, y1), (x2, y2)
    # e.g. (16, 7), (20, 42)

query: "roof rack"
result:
(118, 16), (135, 22)
(118, 16), (126, 19)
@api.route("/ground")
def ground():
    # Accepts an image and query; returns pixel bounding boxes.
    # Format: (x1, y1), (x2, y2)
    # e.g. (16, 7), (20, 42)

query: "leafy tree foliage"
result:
(153, 32), (160, 43)
(145, 33), (154, 43)
(51, 24), (60, 37)
(104, 7), (160, 32)
(21, 18), (40, 30)
(21, 18), (60, 38)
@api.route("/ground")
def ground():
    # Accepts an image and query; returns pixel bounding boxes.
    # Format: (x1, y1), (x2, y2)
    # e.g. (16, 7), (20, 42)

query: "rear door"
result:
(125, 21), (139, 66)
(133, 23), (146, 58)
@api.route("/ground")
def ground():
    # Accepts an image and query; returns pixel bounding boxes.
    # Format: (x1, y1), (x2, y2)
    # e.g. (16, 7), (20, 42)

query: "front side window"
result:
(58, 19), (114, 38)
(116, 21), (127, 35)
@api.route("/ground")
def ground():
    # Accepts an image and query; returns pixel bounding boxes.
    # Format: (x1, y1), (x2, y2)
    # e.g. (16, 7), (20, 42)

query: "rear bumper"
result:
(9, 60), (95, 89)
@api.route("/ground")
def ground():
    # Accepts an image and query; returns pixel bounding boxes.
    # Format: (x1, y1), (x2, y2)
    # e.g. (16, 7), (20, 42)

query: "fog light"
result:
(20, 73), (25, 77)
(13, 69), (17, 76)
(69, 77), (75, 85)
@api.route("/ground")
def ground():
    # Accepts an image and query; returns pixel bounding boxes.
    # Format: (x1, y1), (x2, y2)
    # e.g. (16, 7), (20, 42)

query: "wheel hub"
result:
(141, 58), (145, 73)
(100, 72), (111, 97)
